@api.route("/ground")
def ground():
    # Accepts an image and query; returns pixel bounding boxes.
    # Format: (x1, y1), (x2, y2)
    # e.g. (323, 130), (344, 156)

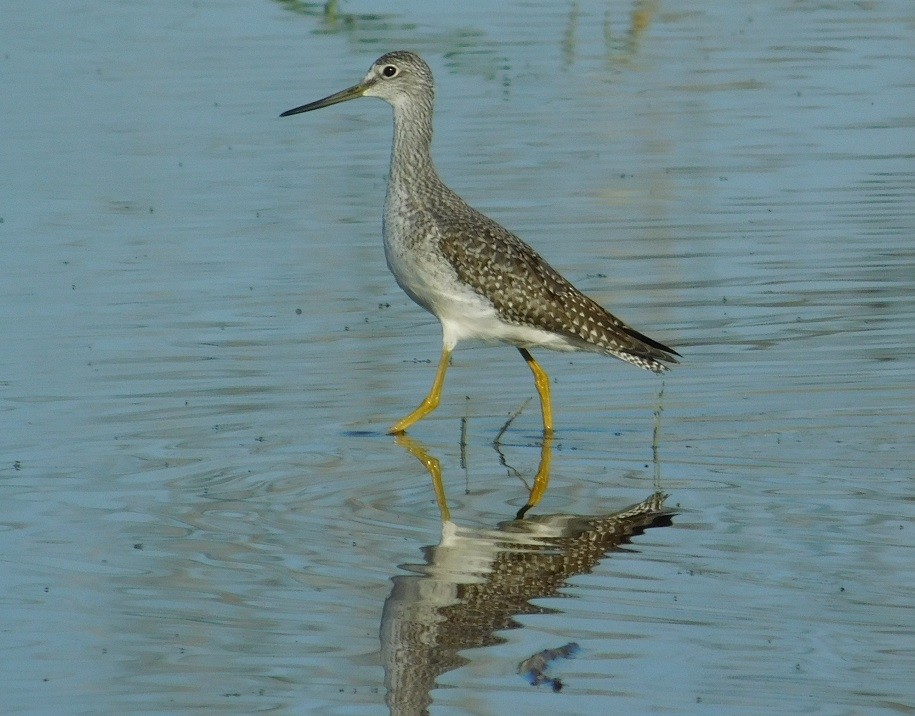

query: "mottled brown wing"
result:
(437, 206), (678, 372)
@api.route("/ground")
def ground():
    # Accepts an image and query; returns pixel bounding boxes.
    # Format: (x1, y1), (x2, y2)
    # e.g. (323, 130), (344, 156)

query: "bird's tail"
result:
(613, 325), (680, 374)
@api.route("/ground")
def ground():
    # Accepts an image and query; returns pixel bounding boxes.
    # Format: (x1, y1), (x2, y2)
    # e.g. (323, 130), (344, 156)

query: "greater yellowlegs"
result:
(281, 51), (678, 435)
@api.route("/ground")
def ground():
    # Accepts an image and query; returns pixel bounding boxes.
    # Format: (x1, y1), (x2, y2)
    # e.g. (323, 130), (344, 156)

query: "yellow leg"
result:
(517, 433), (554, 519)
(389, 347), (452, 434)
(518, 348), (554, 435)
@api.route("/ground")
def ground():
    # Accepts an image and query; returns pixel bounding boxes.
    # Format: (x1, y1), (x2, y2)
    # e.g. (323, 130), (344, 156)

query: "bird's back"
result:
(432, 194), (678, 372)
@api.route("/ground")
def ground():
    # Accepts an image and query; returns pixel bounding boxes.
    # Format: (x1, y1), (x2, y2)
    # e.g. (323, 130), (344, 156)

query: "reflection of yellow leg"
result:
(389, 348), (452, 435)
(393, 434), (451, 522)
(517, 433), (553, 519)
(518, 348), (554, 435)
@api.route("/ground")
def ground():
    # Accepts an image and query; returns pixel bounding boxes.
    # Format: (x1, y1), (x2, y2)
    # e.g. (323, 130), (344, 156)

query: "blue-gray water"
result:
(2, 1), (913, 714)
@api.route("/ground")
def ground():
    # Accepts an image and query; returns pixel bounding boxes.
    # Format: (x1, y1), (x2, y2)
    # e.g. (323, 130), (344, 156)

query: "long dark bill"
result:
(280, 83), (366, 117)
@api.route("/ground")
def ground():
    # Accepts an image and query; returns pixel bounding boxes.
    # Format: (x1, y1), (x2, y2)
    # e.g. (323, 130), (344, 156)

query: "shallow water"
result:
(2, 1), (913, 713)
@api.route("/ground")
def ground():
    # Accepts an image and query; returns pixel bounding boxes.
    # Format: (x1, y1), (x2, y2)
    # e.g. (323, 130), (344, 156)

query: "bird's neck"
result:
(389, 107), (439, 189)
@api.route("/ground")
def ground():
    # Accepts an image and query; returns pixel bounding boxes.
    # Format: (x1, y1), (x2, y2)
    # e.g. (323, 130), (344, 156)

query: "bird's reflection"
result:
(382, 433), (674, 714)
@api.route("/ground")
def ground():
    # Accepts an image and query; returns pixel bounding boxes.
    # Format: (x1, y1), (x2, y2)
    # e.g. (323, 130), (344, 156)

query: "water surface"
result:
(1, 1), (913, 713)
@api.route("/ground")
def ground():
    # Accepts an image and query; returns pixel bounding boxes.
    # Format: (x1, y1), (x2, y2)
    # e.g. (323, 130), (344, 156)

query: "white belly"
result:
(382, 193), (584, 354)
(385, 234), (580, 352)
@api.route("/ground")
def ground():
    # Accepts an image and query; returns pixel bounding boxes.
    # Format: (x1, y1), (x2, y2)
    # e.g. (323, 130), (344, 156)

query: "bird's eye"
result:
(381, 65), (398, 78)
